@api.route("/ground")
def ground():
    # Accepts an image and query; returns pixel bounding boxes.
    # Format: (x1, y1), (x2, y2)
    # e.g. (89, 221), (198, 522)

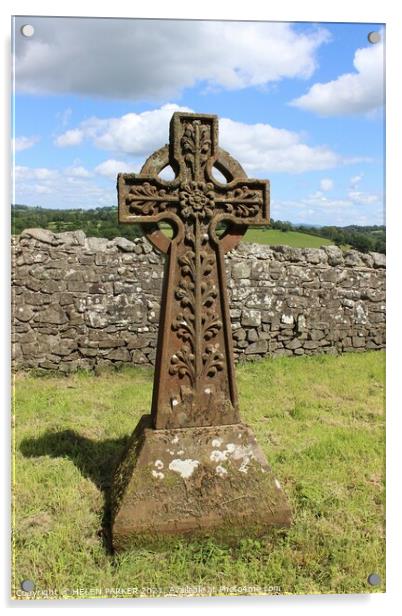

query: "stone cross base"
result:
(111, 416), (291, 550)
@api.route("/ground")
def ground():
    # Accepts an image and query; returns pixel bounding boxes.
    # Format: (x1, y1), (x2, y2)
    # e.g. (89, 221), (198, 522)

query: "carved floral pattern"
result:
(169, 225), (224, 386)
(218, 185), (262, 218)
(124, 179), (263, 223)
(117, 113), (269, 426)
(181, 120), (212, 175)
(126, 182), (178, 216)
(179, 181), (215, 220)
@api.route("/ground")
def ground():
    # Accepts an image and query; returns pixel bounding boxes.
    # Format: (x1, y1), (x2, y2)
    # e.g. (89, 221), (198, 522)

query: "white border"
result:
(2, 1), (401, 614)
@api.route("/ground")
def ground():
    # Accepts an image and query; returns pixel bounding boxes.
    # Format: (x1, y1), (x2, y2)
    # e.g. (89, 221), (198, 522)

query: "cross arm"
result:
(212, 177), (270, 226)
(117, 173), (180, 224)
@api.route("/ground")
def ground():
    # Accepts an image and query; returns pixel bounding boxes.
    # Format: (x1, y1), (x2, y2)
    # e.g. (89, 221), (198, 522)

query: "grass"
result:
(12, 352), (385, 599)
(242, 228), (332, 248)
(158, 224), (332, 249)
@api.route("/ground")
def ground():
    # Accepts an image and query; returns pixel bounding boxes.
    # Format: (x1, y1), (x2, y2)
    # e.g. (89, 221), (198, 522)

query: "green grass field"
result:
(159, 224), (332, 249)
(12, 352), (385, 599)
(242, 228), (332, 248)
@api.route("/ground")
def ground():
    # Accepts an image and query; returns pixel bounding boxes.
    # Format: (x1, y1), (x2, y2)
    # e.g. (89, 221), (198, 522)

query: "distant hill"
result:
(11, 205), (385, 254)
(291, 223), (385, 254)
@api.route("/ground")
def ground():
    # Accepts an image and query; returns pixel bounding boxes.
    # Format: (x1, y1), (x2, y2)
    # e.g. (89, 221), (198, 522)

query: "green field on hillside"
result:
(243, 228), (332, 248)
(158, 225), (332, 249)
(13, 352), (385, 599)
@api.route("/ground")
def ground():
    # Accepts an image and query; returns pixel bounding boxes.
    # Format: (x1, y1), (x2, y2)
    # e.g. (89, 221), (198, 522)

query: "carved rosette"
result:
(179, 181), (215, 221)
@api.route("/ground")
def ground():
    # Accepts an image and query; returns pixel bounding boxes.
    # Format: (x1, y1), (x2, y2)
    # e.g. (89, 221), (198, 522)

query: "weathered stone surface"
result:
(245, 340), (268, 354)
(86, 237), (110, 252)
(21, 228), (58, 245)
(241, 308), (261, 327)
(304, 248), (325, 264)
(14, 305), (34, 322)
(106, 347), (131, 362)
(232, 262), (251, 279)
(12, 230), (385, 372)
(111, 416), (291, 550)
(285, 338), (302, 350)
(323, 245), (344, 266)
(371, 252), (386, 268)
(55, 230), (86, 245)
(33, 306), (68, 325)
(112, 237), (136, 252)
(110, 111), (294, 546)
(344, 250), (364, 267)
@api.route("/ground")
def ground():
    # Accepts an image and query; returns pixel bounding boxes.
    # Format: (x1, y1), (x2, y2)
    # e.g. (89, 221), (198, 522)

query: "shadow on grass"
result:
(19, 430), (130, 554)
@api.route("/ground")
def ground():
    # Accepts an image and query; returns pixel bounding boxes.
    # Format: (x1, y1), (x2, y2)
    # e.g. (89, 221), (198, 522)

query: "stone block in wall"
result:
(241, 309), (261, 327)
(372, 252), (386, 268)
(322, 245), (343, 266)
(232, 261), (251, 279)
(33, 306), (68, 325)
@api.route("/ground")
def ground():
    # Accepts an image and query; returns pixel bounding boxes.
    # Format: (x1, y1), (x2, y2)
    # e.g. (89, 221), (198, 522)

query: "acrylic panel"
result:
(12, 16), (385, 600)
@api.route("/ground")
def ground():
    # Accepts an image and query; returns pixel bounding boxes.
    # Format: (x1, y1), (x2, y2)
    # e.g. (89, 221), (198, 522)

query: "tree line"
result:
(12, 204), (142, 242)
(12, 205), (385, 254)
(269, 219), (385, 254)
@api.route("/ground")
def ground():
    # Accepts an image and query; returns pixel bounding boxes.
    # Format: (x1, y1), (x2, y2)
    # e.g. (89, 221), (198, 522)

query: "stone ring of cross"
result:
(118, 112), (270, 255)
(137, 145), (250, 254)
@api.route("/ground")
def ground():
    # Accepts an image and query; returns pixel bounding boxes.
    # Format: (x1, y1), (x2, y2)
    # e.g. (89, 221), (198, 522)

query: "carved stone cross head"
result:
(118, 112), (270, 429)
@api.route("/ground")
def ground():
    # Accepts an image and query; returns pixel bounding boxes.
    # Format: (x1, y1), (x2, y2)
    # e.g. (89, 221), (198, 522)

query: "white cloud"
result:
(15, 166), (59, 181)
(54, 104), (359, 175)
(304, 187), (381, 210)
(34, 184), (52, 194)
(219, 118), (345, 173)
(65, 165), (92, 178)
(290, 41), (384, 116)
(14, 18), (329, 99)
(272, 189), (384, 226)
(348, 190), (381, 205)
(95, 160), (134, 178)
(349, 173), (364, 189)
(55, 128), (83, 147)
(85, 104), (192, 154)
(304, 191), (351, 209)
(56, 107), (72, 128)
(14, 164), (114, 209)
(13, 161), (384, 225)
(346, 174), (380, 205)
(320, 178), (334, 192)
(13, 136), (39, 152)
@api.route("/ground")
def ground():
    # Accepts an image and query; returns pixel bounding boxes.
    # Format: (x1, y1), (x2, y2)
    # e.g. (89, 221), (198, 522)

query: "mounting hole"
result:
(158, 165), (175, 181)
(21, 24), (34, 37)
(368, 31), (381, 44)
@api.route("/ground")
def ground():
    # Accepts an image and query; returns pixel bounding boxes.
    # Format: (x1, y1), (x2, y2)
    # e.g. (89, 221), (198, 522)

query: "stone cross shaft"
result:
(118, 112), (269, 429)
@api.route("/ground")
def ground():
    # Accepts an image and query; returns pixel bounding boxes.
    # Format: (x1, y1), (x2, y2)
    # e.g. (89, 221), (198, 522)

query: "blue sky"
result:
(12, 17), (385, 226)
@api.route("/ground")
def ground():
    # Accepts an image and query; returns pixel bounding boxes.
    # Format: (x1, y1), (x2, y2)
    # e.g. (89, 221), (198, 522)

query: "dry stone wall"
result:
(12, 229), (386, 372)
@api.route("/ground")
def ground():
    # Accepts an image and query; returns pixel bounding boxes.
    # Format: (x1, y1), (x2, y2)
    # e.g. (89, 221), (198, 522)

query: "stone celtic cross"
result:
(118, 112), (269, 429)
(112, 112), (290, 549)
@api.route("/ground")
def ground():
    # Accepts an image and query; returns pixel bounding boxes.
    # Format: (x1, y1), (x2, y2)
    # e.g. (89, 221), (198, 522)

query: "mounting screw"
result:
(367, 573), (381, 586)
(20, 579), (35, 592)
(368, 31), (381, 44)
(20, 24), (34, 37)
